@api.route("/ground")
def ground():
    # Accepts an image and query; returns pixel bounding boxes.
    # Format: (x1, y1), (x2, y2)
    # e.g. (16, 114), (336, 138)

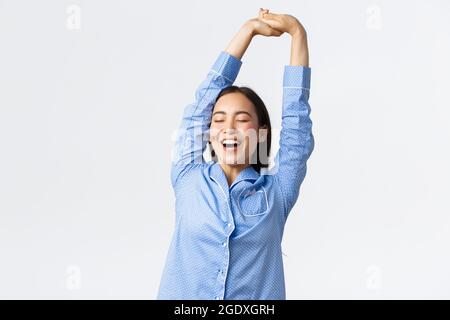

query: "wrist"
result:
(242, 20), (256, 37)
(289, 25), (306, 38)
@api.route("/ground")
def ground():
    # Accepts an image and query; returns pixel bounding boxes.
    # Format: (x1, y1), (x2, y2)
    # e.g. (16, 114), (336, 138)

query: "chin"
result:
(217, 154), (246, 166)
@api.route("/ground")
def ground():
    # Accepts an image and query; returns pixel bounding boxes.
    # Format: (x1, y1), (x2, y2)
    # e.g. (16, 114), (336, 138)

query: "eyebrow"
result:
(212, 110), (252, 117)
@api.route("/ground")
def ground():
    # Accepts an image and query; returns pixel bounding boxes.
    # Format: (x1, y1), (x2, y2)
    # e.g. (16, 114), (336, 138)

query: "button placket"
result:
(210, 175), (234, 300)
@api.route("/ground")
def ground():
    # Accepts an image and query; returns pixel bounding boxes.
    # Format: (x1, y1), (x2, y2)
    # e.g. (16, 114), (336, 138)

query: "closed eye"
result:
(213, 119), (248, 122)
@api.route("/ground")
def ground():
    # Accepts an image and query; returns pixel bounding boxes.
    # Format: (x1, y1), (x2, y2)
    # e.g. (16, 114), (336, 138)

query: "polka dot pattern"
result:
(157, 52), (314, 300)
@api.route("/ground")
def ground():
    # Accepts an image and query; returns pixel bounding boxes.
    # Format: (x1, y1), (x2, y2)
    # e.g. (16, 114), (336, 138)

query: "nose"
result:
(223, 120), (236, 134)
(223, 128), (237, 135)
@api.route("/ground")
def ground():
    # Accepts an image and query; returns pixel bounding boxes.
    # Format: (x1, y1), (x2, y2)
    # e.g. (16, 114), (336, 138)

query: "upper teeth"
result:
(222, 139), (240, 145)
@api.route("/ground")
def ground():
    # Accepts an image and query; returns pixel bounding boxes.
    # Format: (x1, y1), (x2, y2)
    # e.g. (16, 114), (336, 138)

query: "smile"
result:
(221, 138), (242, 151)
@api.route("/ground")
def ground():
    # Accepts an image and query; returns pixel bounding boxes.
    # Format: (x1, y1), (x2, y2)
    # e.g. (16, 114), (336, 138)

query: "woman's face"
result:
(209, 92), (264, 167)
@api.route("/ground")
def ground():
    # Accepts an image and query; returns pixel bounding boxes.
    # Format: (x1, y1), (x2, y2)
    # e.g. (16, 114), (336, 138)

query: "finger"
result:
(259, 8), (268, 19)
(258, 16), (277, 28)
(262, 12), (277, 19)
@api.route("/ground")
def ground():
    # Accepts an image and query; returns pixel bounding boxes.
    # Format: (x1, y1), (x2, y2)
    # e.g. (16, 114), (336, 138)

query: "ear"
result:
(258, 125), (268, 142)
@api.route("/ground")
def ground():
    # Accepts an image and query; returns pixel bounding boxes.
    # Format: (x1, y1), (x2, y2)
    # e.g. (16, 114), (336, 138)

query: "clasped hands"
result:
(246, 8), (306, 38)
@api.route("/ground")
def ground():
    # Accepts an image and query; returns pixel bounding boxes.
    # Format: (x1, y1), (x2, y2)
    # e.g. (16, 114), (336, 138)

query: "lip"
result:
(220, 137), (242, 145)
(222, 144), (239, 153)
(220, 138), (241, 153)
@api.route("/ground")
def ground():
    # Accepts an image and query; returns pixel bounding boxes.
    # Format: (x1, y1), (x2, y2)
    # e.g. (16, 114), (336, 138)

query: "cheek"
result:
(240, 124), (260, 145)
(209, 125), (221, 142)
(242, 123), (257, 130)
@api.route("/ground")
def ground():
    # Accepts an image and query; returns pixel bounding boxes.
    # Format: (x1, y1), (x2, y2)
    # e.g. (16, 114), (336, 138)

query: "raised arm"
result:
(225, 12), (283, 59)
(171, 13), (284, 188)
(259, 9), (309, 66)
(260, 10), (314, 217)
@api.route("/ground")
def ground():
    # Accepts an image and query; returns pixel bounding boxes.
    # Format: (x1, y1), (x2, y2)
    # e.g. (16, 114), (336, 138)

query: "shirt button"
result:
(227, 223), (232, 228)
(222, 242), (227, 247)
(214, 296), (220, 300)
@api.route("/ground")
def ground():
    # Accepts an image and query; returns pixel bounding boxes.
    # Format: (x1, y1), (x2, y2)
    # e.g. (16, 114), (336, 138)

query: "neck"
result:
(219, 163), (249, 187)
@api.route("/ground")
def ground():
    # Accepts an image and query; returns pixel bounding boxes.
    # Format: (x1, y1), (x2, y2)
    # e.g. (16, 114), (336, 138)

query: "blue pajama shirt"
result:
(157, 51), (314, 300)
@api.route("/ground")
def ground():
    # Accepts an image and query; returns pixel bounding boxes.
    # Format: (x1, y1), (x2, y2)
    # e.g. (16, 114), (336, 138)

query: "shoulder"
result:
(173, 161), (214, 192)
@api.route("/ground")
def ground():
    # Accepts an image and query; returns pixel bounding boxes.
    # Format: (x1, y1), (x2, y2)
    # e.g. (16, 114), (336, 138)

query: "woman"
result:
(158, 8), (314, 300)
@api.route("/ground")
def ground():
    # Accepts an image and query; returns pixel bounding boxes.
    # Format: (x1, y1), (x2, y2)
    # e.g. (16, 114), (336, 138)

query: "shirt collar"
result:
(209, 162), (260, 191)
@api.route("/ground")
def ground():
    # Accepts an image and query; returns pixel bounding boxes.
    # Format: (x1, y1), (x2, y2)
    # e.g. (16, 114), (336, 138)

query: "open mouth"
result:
(221, 138), (242, 152)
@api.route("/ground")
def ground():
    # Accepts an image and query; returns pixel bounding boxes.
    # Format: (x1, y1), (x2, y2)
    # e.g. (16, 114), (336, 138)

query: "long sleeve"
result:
(171, 51), (242, 188)
(270, 65), (314, 217)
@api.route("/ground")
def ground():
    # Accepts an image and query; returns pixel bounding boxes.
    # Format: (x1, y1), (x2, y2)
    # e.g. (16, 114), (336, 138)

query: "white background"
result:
(1, 0), (449, 299)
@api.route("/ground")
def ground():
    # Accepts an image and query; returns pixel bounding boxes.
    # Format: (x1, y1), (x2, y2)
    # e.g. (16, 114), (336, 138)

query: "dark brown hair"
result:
(208, 86), (272, 173)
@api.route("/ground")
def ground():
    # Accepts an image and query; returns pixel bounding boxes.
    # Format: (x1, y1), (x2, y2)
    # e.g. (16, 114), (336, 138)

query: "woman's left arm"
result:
(260, 11), (314, 217)
(289, 28), (309, 67)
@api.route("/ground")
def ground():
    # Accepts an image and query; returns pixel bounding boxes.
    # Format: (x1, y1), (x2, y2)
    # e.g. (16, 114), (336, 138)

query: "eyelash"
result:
(213, 119), (249, 123)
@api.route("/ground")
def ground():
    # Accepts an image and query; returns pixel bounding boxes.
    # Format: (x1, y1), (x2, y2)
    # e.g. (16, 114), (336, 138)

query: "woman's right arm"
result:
(225, 13), (283, 60)
(171, 15), (283, 189)
(170, 51), (242, 188)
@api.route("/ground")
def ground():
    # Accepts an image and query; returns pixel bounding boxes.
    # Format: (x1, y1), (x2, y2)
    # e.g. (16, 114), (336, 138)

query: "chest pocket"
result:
(238, 187), (269, 216)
